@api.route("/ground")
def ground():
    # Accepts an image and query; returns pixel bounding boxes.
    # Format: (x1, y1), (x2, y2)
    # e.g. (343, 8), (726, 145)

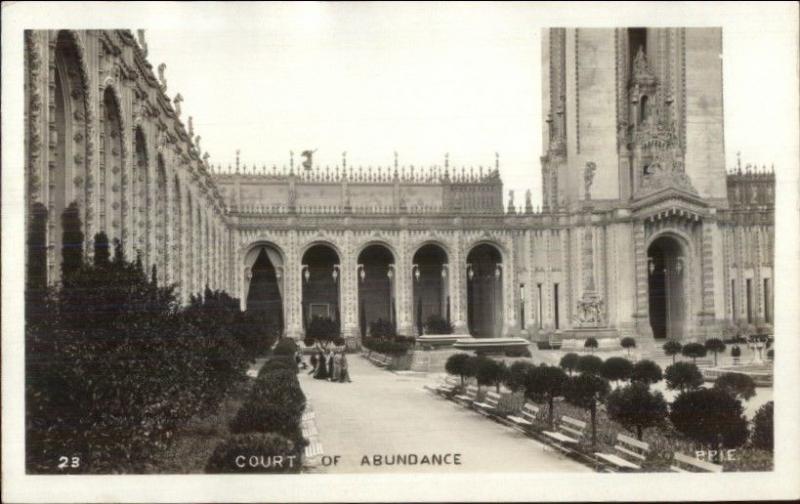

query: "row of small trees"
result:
(26, 204), (273, 473)
(445, 352), (773, 454)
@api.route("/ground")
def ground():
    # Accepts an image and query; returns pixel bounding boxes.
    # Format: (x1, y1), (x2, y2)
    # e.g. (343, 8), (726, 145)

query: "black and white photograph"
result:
(2, 1), (799, 502)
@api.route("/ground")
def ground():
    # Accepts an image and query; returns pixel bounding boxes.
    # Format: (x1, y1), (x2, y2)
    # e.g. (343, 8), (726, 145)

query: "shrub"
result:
(559, 352), (580, 376)
(564, 374), (610, 447)
(445, 353), (473, 385)
(476, 357), (507, 392)
(713, 372), (756, 401)
(669, 388), (749, 450)
(751, 401), (773, 451)
(577, 354), (604, 376)
(525, 365), (568, 426)
(230, 371), (305, 447)
(601, 357), (633, 384)
(665, 362), (704, 393)
(620, 337), (636, 356)
(273, 337), (298, 356)
(504, 346), (531, 357)
(424, 314), (453, 335)
(205, 433), (300, 473)
(681, 342), (707, 363)
(369, 318), (396, 338)
(361, 337), (413, 356)
(257, 357), (298, 377)
(606, 382), (668, 440)
(630, 359), (663, 386)
(662, 340), (682, 364)
(704, 338), (726, 366)
(584, 337), (599, 353)
(505, 361), (535, 392)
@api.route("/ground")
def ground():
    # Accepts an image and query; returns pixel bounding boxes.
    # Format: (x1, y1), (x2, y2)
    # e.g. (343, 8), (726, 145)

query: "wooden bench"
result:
(473, 390), (501, 415)
(506, 403), (541, 431)
(369, 353), (391, 367)
(670, 452), (723, 473)
(454, 384), (479, 405)
(424, 376), (460, 396)
(595, 433), (649, 471)
(542, 416), (586, 449)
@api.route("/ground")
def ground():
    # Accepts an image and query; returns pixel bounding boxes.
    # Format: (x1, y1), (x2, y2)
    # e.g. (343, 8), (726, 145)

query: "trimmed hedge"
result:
(273, 338), (298, 356)
(361, 337), (414, 356)
(205, 433), (301, 473)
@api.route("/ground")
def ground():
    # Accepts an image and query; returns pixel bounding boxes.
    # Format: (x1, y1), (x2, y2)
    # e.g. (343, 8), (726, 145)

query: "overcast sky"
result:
(139, 3), (798, 205)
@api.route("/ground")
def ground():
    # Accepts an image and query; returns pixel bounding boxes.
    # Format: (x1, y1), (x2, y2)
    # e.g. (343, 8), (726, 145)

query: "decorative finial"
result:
(495, 151), (499, 171)
(737, 151), (742, 172)
(525, 189), (533, 213)
(136, 29), (148, 57)
(289, 151), (294, 174)
(203, 152), (210, 165)
(445, 152), (449, 170)
(584, 161), (597, 201)
(507, 190), (515, 213)
(236, 149), (240, 173)
(394, 151), (399, 171)
(157, 63), (167, 92)
(188, 116), (194, 137)
(173, 93), (183, 117)
(194, 135), (201, 153)
(342, 151), (347, 170)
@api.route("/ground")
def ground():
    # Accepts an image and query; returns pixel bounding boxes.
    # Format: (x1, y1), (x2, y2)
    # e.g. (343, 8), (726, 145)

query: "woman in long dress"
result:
(331, 352), (343, 382)
(339, 353), (352, 383)
(313, 349), (328, 379)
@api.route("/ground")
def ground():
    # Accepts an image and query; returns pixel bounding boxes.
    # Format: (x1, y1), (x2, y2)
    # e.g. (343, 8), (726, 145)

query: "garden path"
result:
(299, 356), (590, 474)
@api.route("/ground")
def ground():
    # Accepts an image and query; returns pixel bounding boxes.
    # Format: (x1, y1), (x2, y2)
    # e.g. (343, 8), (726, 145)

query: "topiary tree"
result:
(476, 357), (506, 393)
(751, 401), (773, 451)
(620, 337), (637, 357)
(663, 340), (682, 364)
(664, 361), (704, 393)
(445, 353), (473, 385)
(630, 359), (663, 386)
(93, 231), (111, 267)
(564, 374), (610, 447)
(505, 361), (535, 392)
(669, 388), (749, 452)
(601, 357), (634, 386)
(606, 382), (668, 440)
(704, 338), (727, 366)
(681, 342), (707, 364)
(577, 354), (604, 376)
(584, 337), (599, 353)
(713, 372), (756, 401)
(61, 202), (84, 278)
(525, 365), (569, 427)
(559, 352), (580, 376)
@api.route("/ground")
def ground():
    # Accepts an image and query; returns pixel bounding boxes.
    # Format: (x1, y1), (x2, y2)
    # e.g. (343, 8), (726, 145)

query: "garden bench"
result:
(595, 433), (649, 471)
(505, 402), (540, 431)
(301, 411), (315, 422)
(424, 376), (460, 396)
(360, 348), (370, 359)
(369, 353), (391, 367)
(454, 384), (479, 405)
(304, 438), (324, 459)
(301, 423), (318, 438)
(670, 452), (723, 473)
(473, 390), (502, 416)
(542, 415), (586, 449)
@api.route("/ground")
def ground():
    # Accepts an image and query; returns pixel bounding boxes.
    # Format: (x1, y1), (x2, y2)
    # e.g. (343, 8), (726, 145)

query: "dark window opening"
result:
(553, 283), (560, 330)
(763, 278), (771, 324)
(628, 28), (648, 69)
(746, 278), (753, 324)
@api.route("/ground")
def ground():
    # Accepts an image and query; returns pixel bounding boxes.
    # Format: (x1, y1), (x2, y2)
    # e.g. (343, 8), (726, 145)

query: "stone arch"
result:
(646, 230), (693, 340)
(172, 173), (183, 289)
(133, 126), (150, 263)
(411, 242), (450, 335)
(101, 85), (126, 246)
(48, 30), (92, 281)
(243, 242), (286, 337)
(466, 242), (504, 338)
(357, 243), (397, 337)
(301, 243), (342, 334)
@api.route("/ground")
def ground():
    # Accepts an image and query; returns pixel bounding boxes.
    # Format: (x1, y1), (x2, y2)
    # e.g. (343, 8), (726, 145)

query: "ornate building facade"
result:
(25, 29), (775, 348)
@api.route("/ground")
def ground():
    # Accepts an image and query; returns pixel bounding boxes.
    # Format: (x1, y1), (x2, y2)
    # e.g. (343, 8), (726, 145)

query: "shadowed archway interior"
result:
(647, 236), (686, 340)
(412, 244), (449, 335)
(466, 243), (503, 338)
(246, 247), (284, 330)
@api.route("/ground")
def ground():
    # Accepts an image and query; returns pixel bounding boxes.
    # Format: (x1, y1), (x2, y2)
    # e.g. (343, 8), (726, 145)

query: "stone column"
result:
(632, 222), (652, 337)
(449, 232), (468, 333)
(285, 231), (303, 339)
(395, 231), (413, 335)
(340, 230), (360, 341)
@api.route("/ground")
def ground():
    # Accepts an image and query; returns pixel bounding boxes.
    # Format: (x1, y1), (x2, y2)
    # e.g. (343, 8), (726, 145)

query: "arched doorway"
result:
(647, 235), (686, 340)
(301, 244), (341, 333)
(412, 244), (449, 335)
(245, 245), (284, 337)
(101, 87), (124, 244)
(467, 243), (503, 338)
(358, 244), (395, 337)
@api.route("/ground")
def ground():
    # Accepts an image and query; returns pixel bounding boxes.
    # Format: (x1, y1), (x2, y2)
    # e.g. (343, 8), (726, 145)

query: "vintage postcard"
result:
(2, 1), (799, 502)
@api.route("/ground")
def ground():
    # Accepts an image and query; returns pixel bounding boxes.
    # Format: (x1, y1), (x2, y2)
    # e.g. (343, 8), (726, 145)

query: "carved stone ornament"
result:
(574, 291), (604, 327)
(584, 161), (597, 200)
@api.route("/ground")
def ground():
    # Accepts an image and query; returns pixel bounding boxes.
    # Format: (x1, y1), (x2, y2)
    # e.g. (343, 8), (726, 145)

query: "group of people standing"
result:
(308, 348), (352, 383)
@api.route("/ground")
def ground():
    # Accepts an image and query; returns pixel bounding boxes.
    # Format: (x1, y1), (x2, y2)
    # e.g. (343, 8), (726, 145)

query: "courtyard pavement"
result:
(299, 356), (590, 474)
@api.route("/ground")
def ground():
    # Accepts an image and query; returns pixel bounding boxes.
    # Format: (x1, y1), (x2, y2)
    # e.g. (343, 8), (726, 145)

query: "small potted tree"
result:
(584, 337), (599, 354)
(620, 337), (637, 357)
(681, 342), (707, 364)
(662, 340), (683, 364)
(730, 345), (742, 365)
(704, 338), (726, 367)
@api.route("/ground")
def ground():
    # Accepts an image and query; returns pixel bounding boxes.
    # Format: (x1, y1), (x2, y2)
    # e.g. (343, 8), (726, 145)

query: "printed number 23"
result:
(58, 456), (80, 469)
